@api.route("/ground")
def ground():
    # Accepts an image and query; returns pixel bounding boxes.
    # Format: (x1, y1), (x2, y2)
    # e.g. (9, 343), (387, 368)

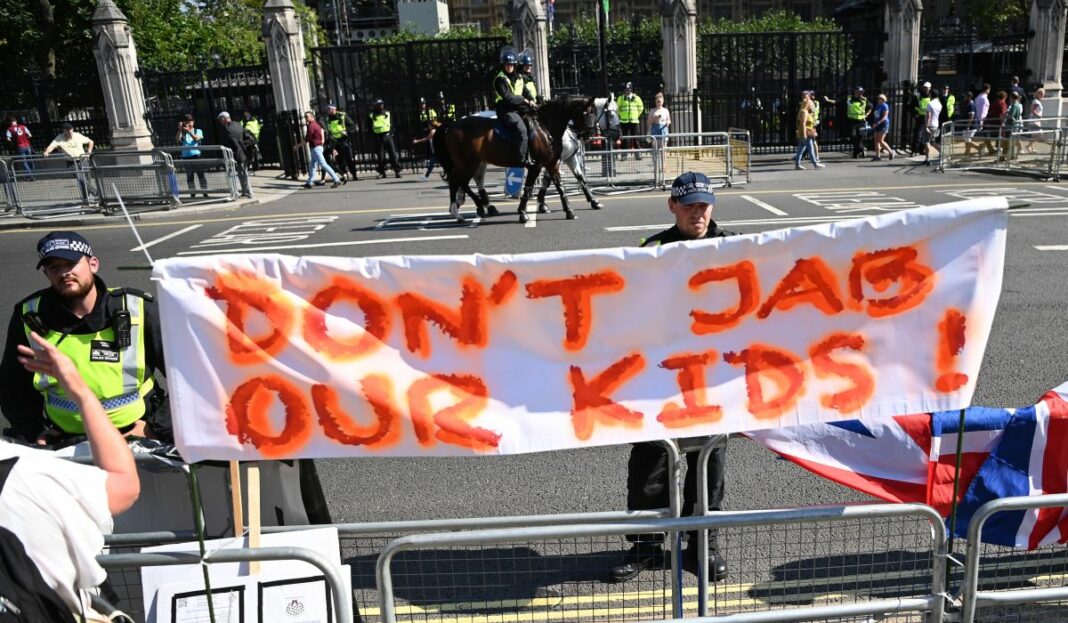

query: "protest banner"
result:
(153, 199), (1007, 462)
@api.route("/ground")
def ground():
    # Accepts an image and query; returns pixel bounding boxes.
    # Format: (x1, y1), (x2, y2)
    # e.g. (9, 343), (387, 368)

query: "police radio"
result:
(113, 294), (132, 349)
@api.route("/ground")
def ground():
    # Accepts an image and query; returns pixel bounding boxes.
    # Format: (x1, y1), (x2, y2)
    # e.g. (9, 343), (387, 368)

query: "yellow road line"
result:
(0, 180), (1057, 235)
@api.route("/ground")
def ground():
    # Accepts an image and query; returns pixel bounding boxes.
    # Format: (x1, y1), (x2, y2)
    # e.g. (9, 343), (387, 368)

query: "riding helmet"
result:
(502, 51), (518, 64)
(518, 53), (533, 66)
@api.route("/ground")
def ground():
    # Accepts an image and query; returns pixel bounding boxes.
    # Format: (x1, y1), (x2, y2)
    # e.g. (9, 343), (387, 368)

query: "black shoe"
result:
(682, 548), (729, 582)
(608, 544), (666, 583)
(395, 170), (402, 178)
(331, 181), (340, 188)
(302, 183), (313, 189)
(314, 180), (326, 186)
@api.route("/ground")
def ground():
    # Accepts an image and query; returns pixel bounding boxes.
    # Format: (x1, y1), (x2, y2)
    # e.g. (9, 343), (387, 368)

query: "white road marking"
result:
(1013, 212), (1068, 218)
(741, 194), (788, 216)
(525, 210), (537, 228)
(176, 235), (469, 256)
(130, 224), (202, 252)
(1034, 245), (1068, 251)
(942, 187), (1068, 204)
(795, 190), (923, 212)
(605, 214), (867, 232)
(1048, 185), (1068, 194)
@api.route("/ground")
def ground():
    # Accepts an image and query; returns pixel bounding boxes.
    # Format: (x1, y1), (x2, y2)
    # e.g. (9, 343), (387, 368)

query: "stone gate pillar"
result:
(91, 0), (153, 151)
(511, 0), (551, 99)
(661, 0), (698, 133)
(884, 0), (922, 87)
(263, 0), (313, 114)
(1026, 0), (1067, 117)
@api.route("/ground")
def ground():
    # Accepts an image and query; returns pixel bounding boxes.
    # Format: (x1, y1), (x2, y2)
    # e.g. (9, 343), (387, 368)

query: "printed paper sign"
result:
(154, 199), (1007, 462)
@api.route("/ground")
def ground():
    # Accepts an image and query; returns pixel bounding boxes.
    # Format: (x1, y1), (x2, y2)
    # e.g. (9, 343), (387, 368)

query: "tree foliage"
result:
(699, 10), (842, 34)
(372, 23), (510, 45)
(0, 0), (322, 79)
(961, 0), (1029, 38)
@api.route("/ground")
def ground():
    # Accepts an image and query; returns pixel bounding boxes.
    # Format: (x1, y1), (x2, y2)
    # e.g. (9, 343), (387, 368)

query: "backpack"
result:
(0, 458), (75, 622)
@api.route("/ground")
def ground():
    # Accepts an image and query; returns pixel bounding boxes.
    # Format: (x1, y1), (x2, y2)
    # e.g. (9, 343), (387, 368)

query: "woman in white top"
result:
(647, 92), (671, 176)
(1026, 88), (1045, 154)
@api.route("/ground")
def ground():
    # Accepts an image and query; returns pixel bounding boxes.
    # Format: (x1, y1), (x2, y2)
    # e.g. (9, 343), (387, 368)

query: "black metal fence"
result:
(0, 74), (111, 153)
(309, 37), (506, 173)
(548, 22), (663, 97)
(919, 28), (1030, 95)
(696, 30), (885, 153)
(140, 64), (283, 167)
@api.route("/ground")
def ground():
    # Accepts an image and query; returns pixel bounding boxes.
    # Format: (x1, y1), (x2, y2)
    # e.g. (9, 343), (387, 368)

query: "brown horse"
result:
(434, 95), (597, 223)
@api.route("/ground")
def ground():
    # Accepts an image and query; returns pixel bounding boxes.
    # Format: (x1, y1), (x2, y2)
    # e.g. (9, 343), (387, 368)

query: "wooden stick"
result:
(229, 461), (244, 538)
(247, 462), (261, 575)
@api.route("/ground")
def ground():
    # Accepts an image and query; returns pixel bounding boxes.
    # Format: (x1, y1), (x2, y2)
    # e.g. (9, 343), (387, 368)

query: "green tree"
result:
(961, 0), (1029, 38)
(699, 9), (841, 34)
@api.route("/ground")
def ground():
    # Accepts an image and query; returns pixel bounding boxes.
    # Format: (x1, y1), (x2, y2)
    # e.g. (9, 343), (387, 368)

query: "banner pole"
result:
(229, 461), (244, 538)
(945, 407), (968, 589)
(247, 462), (262, 575)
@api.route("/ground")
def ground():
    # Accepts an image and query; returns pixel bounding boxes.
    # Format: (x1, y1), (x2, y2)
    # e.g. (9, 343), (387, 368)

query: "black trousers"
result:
(497, 107), (528, 163)
(626, 441), (726, 546)
(849, 119), (867, 156)
(333, 138), (359, 179)
(374, 133), (401, 174)
(620, 122), (642, 153)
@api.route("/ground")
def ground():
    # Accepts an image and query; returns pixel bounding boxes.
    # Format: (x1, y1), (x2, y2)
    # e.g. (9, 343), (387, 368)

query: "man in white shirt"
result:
(972, 83), (996, 156)
(43, 123), (94, 158)
(0, 332), (140, 616)
(922, 96), (943, 166)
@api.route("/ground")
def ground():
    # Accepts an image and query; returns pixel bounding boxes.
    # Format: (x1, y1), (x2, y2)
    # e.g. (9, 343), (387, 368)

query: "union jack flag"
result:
(747, 381), (1068, 548)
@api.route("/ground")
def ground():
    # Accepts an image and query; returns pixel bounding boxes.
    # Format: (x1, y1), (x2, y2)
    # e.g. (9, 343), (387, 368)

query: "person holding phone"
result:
(176, 114), (208, 197)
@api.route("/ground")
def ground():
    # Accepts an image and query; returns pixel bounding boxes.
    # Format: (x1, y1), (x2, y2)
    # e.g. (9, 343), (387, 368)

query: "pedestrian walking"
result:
(1004, 91), (1024, 160)
(921, 93), (943, 166)
(324, 103), (359, 182)
(240, 110), (263, 171)
(5, 115), (34, 178)
(616, 82), (645, 159)
(846, 86), (871, 158)
(412, 118), (442, 181)
(793, 94), (823, 169)
(910, 82), (932, 155)
(1009, 75), (1027, 103)
(972, 83), (995, 156)
(176, 114), (208, 197)
(215, 112), (252, 198)
(870, 94), (894, 161)
(1024, 88), (1046, 154)
(647, 91), (671, 177)
(986, 91), (1008, 158)
(369, 99), (402, 178)
(960, 93), (980, 156)
(43, 123), (94, 196)
(293, 110), (342, 189)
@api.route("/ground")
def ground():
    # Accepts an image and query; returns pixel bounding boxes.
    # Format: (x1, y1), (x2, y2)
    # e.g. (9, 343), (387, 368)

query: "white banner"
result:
(154, 199), (1007, 462)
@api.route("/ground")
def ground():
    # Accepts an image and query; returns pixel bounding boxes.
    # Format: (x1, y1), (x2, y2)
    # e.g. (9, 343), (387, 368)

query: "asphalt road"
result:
(4, 153), (1068, 618)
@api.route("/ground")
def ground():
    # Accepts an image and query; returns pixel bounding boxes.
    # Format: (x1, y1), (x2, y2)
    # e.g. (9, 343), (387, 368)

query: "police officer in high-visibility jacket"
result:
(437, 91), (457, 122)
(518, 53), (540, 104)
(494, 51), (532, 166)
(911, 81), (932, 155)
(846, 86), (872, 159)
(0, 231), (170, 444)
(369, 98), (402, 179)
(616, 82), (645, 159)
(325, 103), (359, 182)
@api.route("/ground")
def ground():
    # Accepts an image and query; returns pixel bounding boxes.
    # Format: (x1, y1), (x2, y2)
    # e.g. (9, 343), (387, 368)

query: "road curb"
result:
(0, 198), (261, 232)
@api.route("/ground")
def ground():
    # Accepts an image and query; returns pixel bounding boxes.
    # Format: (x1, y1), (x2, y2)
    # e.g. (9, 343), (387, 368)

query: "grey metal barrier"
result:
(960, 493), (1068, 623)
(89, 150), (180, 214)
(97, 546), (353, 623)
(156, 145), (240, 203)
(103, 441), (684, 623)
(580, 134), (660, 192)
(5, 153), (99, 219)
(727, 128), (753, 184)
(658, 132), (734, 189)
(0, 158), (12, 214)
(939, 120), (1062, 181)
(692, 435), (948, 621)
(376, 504), (948, 623)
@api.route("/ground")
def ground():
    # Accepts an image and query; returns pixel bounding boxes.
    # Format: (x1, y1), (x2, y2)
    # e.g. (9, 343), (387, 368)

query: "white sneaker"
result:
(814, 162), (826, 169)
(419, 174), (430, 181)
(795, 163), (806, 170)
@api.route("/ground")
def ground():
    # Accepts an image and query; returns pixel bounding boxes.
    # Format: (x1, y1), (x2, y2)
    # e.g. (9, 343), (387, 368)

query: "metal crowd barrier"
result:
(727, 128), (752, 184)
(580, 134), (661, 191)
(376, 503), (948, 623)
(660, 132), (733, 189)
(5, 153), (99, 219)
(97, 546), (353, 623)
(156, 145), (240, 203)
(89, 150), (180, 214)
(939, 119), (1063, 181)
(0, 159), (12, 214)
(960, 493), (1068, 623)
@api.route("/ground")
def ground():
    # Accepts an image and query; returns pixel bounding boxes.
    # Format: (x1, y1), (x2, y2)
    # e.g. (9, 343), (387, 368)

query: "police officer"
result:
(437, 91), (457, 122)
(493, 51), (532, 166)
(846, 86), (871, 159)
(325, 103), (359, 183)
(0, 231), (171, 445)
(369, 98), (402, 179)
(911, 81), (932, 155)
(938, 84), (956, 126)
(240, 110), (263, 171)
(418, 97), (438, 126)
(609, 171), (730, 585)
(616, 82), (644, 159)
(518, 53), (539, 104)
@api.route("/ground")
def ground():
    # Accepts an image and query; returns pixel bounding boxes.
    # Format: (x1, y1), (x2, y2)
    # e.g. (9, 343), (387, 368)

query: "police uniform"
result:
(911, 84), (932, 154)
(616, 86), (645, 158)
(846, 91), (870, 158)
(369, 101), (402, 178)
(610, 172), (730, 585)
(0, 276), (170, 444)
(326, 108), (359, 181)
(494, 58), (529, 165)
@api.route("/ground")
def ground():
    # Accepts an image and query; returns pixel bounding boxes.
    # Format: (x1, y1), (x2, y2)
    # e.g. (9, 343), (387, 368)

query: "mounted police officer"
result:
(846, 86), (871, 159)
(369, 98), (403, 178)
(518, 52), (540, 104)
(325, 102), (359, 182)
(493, 50), (533, 166)
(0, 231), (171, 445)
